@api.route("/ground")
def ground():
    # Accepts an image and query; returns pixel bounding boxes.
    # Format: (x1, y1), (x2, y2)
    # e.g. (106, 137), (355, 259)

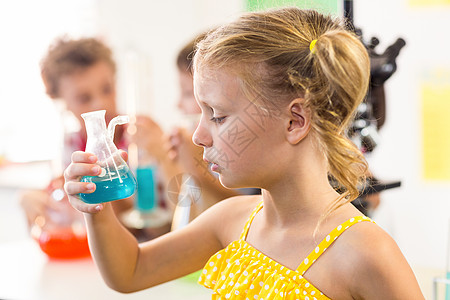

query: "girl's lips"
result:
(210, 163), (220, 172)
(204, 157), (221, 172)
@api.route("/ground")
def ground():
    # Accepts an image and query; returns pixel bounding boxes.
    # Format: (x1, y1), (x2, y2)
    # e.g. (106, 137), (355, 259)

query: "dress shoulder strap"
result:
(296, 216), (375, 275)
(239, 201), (264, 240)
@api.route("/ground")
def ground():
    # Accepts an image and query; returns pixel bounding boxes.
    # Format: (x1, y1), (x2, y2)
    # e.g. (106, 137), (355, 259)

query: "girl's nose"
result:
(192, 119), (212, 148)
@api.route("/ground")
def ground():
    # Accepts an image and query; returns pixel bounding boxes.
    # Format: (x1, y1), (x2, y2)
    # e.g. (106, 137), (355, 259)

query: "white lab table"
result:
(0, 239), (211, 300)
(0, 162), (211, 300)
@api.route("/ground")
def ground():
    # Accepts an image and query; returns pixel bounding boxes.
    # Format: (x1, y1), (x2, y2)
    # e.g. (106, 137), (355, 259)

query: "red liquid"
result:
(36, 228), (91, 259)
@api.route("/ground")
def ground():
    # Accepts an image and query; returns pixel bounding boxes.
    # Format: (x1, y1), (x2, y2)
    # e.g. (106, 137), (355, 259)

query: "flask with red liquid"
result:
(31, 177), (90, 259)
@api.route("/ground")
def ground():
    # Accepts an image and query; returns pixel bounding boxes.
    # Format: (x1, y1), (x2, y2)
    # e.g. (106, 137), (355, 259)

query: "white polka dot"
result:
(304, 258), (309, 265)
(326, 235), (330, 242)
(221, 275), (226, 280)
(207, 275), (211, 280)
(350, 217), (355, 222)
(213, 267), (218, 272)
(229, 281), (234, 286)
(250, 284), (255, 290)
(203, 269), (207, 274)
(303, 290), (307, 295)
(337, 225), (342, 230)
(286, 270), (290, 274)
(275, 288), (278, 293)
(217, 254), (222, 259)
(225, 293), (231, 298)
(265, 284), (269, 290)
(259, 281), (264, 287)
(235, 259), (240, 265)
(229, 272), (234, 278)
(243, 279), (248, 284)
(209, 262), (214, 266)
(295, 289), (300, 294)
(280, 292), (284, 297)
(315, 246), (320, 253)
(226, 259), (230, 263)
(305, 297), (309, 300)
(253, 295), (258, 300)
(235, 290), (240, 295)
(243, 270), (248, 276)
(305, 282), (310, 288)
(311, 290), (316, 295)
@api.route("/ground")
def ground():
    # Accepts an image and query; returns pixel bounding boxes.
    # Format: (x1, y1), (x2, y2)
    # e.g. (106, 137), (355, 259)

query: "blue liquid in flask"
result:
(80, 166), (137, 204)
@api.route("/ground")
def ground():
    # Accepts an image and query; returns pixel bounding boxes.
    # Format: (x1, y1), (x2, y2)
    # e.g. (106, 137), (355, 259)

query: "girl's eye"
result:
(210, 116), (226, 124)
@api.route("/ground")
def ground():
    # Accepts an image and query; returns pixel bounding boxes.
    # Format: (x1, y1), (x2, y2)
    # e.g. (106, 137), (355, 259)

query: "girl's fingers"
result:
(64, 181), (96, 195)
(71, 151), (97, 164)
(64, 182), (104, 214)
(118, 150), (128, 162)
(68, 196), (104, 214)
(64, 163), (101, 180)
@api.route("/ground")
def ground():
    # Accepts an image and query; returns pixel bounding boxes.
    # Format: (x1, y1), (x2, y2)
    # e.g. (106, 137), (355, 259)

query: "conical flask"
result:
(79, 110), (136, 204)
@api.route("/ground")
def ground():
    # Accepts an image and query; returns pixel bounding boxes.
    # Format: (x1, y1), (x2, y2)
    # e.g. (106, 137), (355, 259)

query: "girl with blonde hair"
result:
(64, 7), (424, 299)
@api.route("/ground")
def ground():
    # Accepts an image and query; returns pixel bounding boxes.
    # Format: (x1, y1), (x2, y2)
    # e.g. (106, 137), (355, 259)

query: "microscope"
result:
(344, 0), (405, 216)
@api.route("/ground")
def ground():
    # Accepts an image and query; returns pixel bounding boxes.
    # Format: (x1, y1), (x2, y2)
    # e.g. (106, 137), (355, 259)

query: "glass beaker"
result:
(79, 110), (136, 204)
(31, 177), (90, 259)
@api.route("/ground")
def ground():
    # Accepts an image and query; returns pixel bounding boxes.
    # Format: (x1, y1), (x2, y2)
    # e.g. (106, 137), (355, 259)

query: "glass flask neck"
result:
(81, 110), (108, 140)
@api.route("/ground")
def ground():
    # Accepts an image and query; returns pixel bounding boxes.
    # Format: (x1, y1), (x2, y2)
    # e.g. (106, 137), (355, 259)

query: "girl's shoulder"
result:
(200, 195), (262, 247)
(323, 216), (419, 297)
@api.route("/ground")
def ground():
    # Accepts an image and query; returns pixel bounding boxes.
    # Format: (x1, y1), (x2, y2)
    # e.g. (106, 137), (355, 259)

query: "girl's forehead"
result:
(194, 69), (242, 101)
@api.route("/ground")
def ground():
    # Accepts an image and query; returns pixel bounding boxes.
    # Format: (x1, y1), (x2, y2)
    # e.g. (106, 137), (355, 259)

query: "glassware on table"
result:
(31, 178), (90, 259)
(121, 147), (171, 241)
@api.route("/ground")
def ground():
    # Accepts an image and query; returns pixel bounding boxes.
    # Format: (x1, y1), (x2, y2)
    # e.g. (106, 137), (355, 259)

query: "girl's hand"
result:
(168, 127), (205, 176)
(63, 151), (128, 214)
(63, 151), (103, 214)
(129, 115), (167, 161)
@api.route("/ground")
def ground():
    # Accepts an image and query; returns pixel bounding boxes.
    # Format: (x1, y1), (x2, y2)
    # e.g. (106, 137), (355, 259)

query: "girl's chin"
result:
(218, 175), (252, 190)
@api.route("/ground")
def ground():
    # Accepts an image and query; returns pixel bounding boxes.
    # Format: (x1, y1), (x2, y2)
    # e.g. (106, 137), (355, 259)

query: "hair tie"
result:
(309, 39), (317, 54)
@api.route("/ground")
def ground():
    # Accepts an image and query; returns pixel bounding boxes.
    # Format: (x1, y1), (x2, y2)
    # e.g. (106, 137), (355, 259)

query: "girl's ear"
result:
(286, 98), (311, 145)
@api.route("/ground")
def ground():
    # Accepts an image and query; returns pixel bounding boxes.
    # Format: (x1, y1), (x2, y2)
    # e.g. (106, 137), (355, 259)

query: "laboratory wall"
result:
(353, 1), (450, 271)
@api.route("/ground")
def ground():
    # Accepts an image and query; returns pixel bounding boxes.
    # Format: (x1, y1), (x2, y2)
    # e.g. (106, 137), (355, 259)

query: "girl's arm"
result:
(64, 151), (224, 293)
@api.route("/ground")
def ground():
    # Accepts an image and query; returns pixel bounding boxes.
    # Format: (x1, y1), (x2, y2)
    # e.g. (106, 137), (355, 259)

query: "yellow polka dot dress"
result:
(198, 201), (374, 299)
